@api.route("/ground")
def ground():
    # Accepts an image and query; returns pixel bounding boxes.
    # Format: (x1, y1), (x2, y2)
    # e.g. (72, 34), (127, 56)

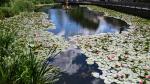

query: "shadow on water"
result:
(49, 48), (104, 84)
(47, 7), (129, 39)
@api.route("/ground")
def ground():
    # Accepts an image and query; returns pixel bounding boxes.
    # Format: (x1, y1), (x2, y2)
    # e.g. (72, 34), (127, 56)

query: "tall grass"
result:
(0, 26), (60, 84)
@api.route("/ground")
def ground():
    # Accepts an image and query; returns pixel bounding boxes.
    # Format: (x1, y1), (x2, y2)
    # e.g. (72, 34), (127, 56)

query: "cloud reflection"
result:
(49, 48), (104, 84)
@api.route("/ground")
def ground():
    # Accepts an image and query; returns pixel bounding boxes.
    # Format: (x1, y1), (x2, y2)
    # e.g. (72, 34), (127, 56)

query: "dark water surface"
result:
(48, 7), (129, 39)
(46, 7), (129, 84)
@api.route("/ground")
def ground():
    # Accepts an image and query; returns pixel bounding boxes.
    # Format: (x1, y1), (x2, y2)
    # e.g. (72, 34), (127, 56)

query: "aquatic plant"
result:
(70, 5), (150, 84)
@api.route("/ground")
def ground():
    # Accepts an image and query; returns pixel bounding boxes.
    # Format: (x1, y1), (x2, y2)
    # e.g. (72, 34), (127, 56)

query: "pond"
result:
(48, 7), (129, 39)
(44, 6), (129, 84)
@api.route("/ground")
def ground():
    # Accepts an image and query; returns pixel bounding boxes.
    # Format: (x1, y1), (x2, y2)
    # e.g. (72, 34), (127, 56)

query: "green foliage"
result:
(0, 28), (17, 83)
(0, 0), (54, 19)
(0, 9), (5, 19)
(12, 0), (34, 14)
(32, 0), (54, 4)
(0, 0), (11, 6)
(0, 19), (60, 84)
(0, 7), (15, 18)
(0, 32), (59, 83)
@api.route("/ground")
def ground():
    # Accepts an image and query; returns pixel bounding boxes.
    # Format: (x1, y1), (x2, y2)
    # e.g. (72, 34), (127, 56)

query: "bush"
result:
(0, 0), (54, 19)
(0, 0), (11, 6)
(12, 0), (34, 14)
(44, 0), (54, 4)
(0, 0), (34, 19)
(0, 9), (5, 19)
(32, 0), (54, 4)
(0, 7), (15, 18)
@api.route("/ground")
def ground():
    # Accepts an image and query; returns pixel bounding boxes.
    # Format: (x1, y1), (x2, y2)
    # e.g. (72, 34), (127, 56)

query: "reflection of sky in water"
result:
(96, 17), (119, 34)
(48, 9), (128, 39)
(49, 48), (104, 84)
(49, 9), (95, 38)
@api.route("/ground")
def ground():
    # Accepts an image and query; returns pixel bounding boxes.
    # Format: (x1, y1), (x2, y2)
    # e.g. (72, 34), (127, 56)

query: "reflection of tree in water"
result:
(99, 16), (129, 33)
(66, 7), (129, 33)
(49, 48), (104, 84)
(67, 7), (100, 30)
(104, 17), (129, 28)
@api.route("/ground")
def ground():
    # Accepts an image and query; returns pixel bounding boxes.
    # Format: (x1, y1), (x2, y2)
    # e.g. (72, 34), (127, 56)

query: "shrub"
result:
(0, 9), (5, 19)
(12, 0), (34, 14)
(32, 0), (54, 4)
(45, 0), (54, 4)
(0, 7), (15, 18)
(0, 0), (11, 6)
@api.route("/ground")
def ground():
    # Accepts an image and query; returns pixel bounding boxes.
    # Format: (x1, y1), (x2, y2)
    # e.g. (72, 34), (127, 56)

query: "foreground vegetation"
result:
(0, 12), (69, 83)
(0, 1), (68, 83)
(0, 0), (54, 19)
(70, 5), (150, 84)
(0, 0), (150, 83)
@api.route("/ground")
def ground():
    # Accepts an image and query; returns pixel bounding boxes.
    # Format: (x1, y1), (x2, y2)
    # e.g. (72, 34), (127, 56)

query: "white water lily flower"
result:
(92, 72), (100, 78)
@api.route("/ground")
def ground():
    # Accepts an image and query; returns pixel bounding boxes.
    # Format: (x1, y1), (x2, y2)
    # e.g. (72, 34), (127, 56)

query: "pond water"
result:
(45, 7), (129, 84)
(48, 7), (129, 39)
(49, 48), (104, 84)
